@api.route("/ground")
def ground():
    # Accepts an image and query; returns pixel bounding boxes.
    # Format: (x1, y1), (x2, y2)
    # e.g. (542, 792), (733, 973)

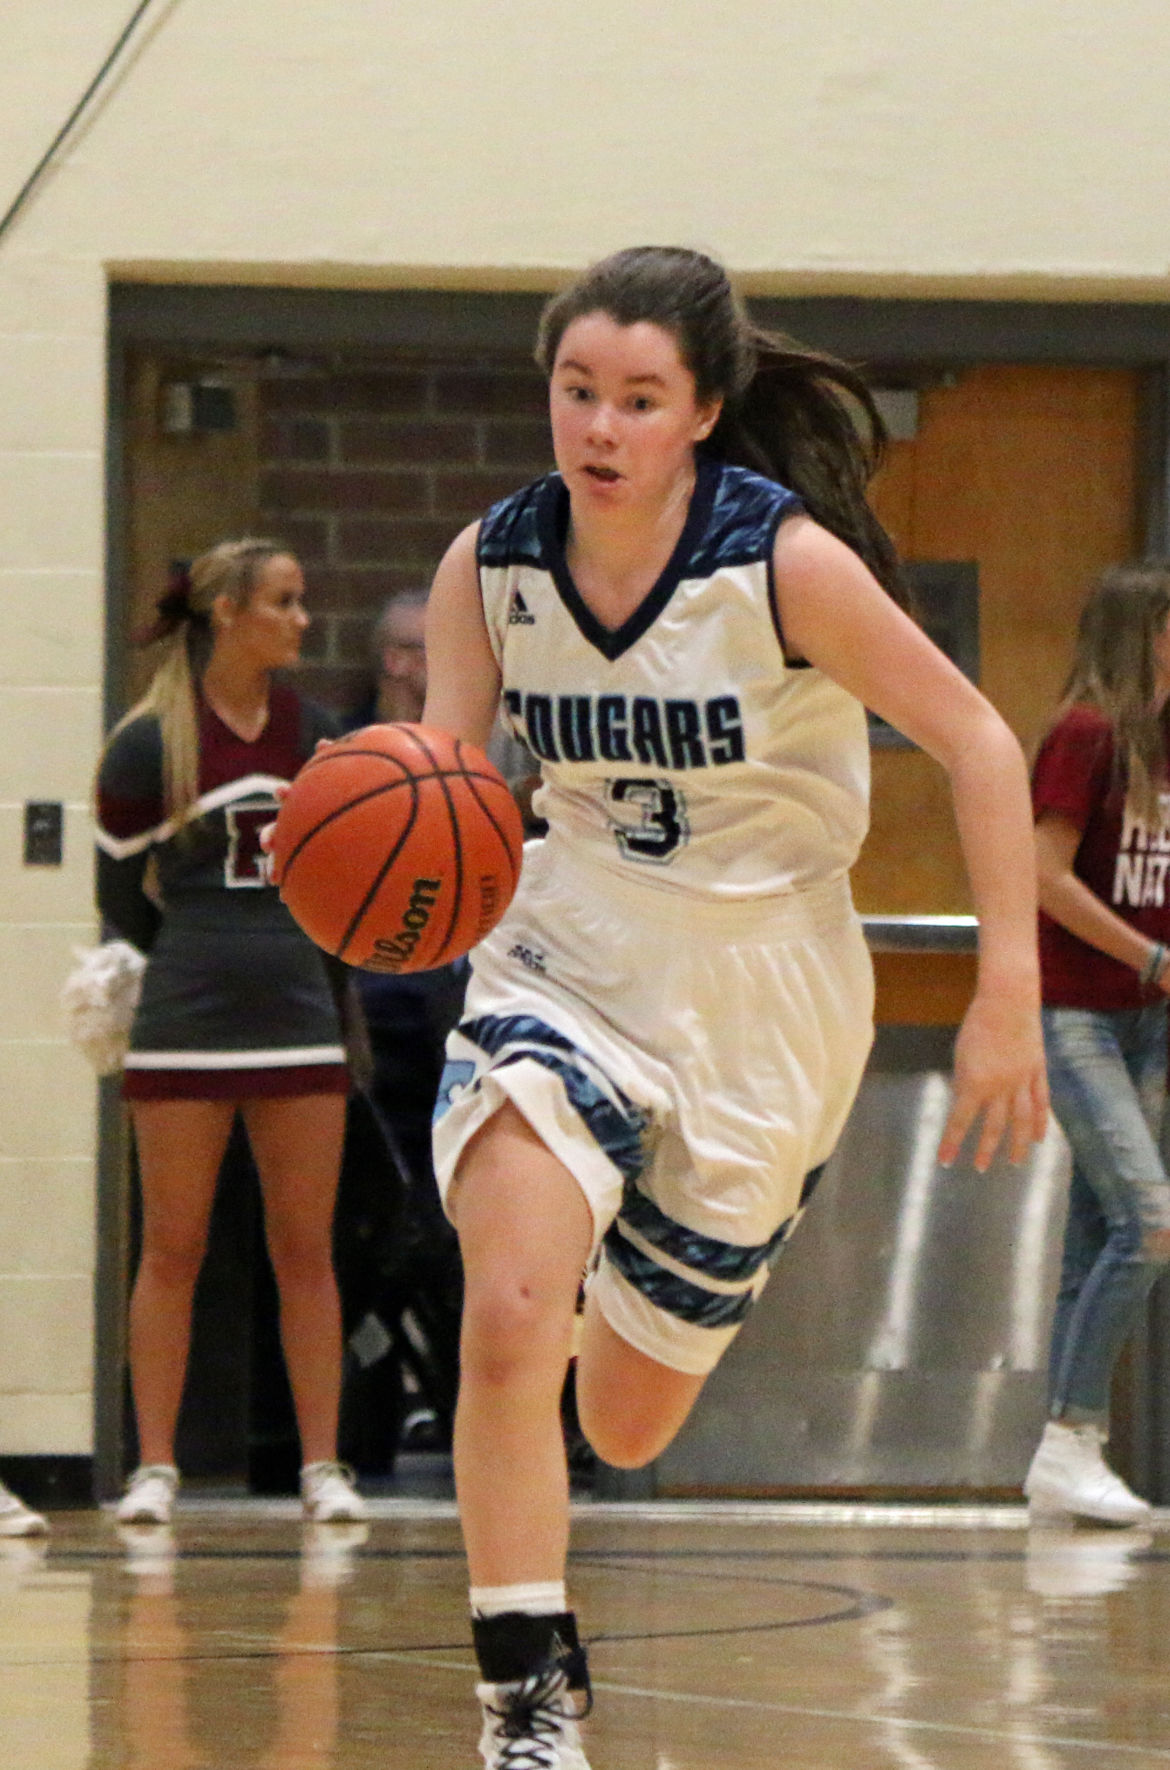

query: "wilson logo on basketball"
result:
(270, 724), (523, 971)
(369, 876), (442, 972)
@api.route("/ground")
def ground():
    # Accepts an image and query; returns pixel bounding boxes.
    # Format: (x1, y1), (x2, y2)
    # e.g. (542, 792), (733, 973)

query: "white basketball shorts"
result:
(433, 842), (874, 1375)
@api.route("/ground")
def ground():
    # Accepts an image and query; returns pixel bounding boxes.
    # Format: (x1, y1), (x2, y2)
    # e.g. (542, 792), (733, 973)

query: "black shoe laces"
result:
(485, 1666), (572, 1768)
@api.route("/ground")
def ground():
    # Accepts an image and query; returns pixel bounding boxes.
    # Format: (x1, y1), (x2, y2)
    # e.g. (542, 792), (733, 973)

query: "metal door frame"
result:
(97, 282), (1170, 1499)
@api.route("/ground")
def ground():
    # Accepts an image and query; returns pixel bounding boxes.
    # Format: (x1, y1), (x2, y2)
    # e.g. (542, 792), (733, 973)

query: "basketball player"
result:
(96, 541), (365, 1528)
(418, 247), (1049, 1769)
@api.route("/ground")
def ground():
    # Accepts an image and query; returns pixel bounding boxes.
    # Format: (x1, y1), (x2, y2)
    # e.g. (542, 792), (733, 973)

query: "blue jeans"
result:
(1043, 1003), (1170, 1422)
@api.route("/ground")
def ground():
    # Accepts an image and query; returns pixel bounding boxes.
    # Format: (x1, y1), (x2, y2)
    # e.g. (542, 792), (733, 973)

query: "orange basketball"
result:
(269, 723), (524, 972)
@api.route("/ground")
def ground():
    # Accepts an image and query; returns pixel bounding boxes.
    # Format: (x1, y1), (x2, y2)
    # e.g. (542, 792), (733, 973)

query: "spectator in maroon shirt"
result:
(1024, 562), (1170, 1525)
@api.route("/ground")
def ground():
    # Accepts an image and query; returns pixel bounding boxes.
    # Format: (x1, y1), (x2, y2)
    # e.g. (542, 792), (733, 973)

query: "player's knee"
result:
(460, 1279), (565, 1384)
(581, 1408), (659, 1470)
(578, 1376), (672, 1468)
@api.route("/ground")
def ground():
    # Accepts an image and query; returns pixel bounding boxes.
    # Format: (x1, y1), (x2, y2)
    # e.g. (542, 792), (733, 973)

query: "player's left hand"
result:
(937, 988), (1049, 1171)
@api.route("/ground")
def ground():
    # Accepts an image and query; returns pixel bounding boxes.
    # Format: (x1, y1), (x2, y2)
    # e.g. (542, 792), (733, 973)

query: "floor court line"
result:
(14, 1506), (1170, 1765)
(371, 1651), (1170, 1762)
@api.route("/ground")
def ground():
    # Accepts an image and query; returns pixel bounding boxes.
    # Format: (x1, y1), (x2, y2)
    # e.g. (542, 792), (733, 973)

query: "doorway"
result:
(98, 284), (1170, 1498)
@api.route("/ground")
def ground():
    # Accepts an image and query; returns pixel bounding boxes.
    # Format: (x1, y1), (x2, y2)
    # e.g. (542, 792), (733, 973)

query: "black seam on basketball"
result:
(336, 778), (423, 961)
(304, 749), (500, 788)
(299, 741), (499, 789)
(302, 738), (414, 763)
(455, 745), (521, 892)
(397, 729), (464, 956)
(278, 776), (420, 877)
(299, 747), (412, 774)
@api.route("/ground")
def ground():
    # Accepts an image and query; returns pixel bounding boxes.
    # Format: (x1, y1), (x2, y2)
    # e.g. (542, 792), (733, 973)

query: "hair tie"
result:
(132, 561), (205, 647)
(157, 560), (193, 623)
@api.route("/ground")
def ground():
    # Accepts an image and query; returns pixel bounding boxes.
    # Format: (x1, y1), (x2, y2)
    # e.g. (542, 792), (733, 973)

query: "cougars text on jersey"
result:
(502, 689), (745, 770)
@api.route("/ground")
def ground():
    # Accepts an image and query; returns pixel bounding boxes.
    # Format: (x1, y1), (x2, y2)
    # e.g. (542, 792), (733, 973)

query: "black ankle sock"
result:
(472, 1608), (590, 1703)
(551, 1610), (591, 1705)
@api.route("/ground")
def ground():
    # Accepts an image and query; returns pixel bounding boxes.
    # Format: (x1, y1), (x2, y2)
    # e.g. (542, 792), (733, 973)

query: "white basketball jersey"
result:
(478, 457), (870, 900)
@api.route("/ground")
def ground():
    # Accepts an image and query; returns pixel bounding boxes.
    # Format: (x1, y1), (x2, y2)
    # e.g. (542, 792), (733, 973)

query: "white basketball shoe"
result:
(477, 1663), (592, 1769)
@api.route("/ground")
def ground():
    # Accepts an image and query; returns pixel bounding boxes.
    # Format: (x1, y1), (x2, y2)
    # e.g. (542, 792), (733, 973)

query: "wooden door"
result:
(857, 364), (1142, 1022)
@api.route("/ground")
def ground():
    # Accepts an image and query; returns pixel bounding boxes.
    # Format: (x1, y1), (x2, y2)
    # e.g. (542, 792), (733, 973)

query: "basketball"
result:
(269, 723), (524, 972)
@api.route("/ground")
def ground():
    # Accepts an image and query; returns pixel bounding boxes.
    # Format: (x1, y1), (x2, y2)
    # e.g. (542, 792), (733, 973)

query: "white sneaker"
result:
(116, 1464), (179, 1525)
(300, 1461), (367, 1523)
(1024, 1421), (1151, 1526)
(0, 1480), (47, 1538)
(477, 1665), (592, 1769)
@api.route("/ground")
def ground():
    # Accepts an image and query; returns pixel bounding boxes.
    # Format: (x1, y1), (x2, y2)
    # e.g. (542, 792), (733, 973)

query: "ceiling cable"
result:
(0, 0), (163, 249)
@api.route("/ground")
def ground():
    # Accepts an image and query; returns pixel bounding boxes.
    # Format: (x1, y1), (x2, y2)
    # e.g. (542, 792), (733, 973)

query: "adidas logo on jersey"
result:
(508, 591), (536, 626)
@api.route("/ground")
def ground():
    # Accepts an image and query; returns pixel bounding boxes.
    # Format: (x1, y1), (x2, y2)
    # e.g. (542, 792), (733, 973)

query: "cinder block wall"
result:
(0, 260), (105, 1465)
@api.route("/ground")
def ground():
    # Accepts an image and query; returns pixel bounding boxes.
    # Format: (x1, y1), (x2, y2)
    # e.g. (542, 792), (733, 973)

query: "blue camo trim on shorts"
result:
(799, 1162), (826, 1209)
(449, 1014), (831, 1333)
(603, 1228), (757, 1329)
(434, 1058), (476, 1123)
(455, 1013), (650, 1184)
(608, 1162), (827, 1328)
(617, 1178), (791, 1282)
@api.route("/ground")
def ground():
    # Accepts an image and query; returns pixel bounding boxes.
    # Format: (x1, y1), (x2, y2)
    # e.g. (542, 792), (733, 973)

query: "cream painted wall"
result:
(4, 0), (1170, 289)
(0, 0), (1168, 1457)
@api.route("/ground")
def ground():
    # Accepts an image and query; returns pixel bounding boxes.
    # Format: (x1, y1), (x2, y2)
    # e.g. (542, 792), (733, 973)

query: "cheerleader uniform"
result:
(96, 684), (348, 1100)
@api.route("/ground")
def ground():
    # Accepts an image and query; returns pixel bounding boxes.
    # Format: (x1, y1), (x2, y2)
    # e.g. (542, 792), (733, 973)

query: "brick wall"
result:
(257, 349), (554, 712)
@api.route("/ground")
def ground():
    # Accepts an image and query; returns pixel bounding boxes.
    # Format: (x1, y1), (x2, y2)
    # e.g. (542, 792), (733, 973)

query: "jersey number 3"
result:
(606, 778), (688, 864)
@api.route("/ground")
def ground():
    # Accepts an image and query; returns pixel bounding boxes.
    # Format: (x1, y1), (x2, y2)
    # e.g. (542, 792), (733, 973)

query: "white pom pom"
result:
(60, 941), (147, 1075)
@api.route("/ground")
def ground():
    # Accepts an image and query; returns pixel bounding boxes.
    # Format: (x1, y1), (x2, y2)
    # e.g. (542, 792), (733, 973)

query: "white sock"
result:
(470, 1581), (567, 1618)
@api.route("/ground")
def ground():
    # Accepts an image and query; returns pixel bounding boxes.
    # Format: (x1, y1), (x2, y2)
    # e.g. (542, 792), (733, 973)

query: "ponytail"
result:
(708, 328), (906, 606)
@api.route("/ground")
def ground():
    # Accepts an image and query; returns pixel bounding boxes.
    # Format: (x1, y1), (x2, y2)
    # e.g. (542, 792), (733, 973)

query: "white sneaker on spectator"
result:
(300, 1461), (367, 1523)
(0, 1480), (47, 1537)
(1024, 1421), (1151, 1526)
(477, 1664), (592, 1769)
(116, 1464), (179, 1525)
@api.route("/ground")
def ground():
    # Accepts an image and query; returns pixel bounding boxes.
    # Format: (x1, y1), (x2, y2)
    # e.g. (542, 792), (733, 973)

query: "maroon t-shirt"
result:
(1034, 702), (1170, 1008)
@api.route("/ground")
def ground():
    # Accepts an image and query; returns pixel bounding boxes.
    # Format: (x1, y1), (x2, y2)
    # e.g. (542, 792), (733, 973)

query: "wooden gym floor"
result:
(4, 1497), (1170, 1769)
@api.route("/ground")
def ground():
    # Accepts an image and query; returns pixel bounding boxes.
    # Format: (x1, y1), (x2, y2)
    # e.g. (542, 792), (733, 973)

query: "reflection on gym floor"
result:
(3, 1502), (1170, 1769)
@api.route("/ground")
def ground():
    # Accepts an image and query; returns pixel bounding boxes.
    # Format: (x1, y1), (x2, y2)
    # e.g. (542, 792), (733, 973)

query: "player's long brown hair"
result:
(534, 245), (907, 607)
(1057, 561), (1170, 827)
(104, 538), (289, 826)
